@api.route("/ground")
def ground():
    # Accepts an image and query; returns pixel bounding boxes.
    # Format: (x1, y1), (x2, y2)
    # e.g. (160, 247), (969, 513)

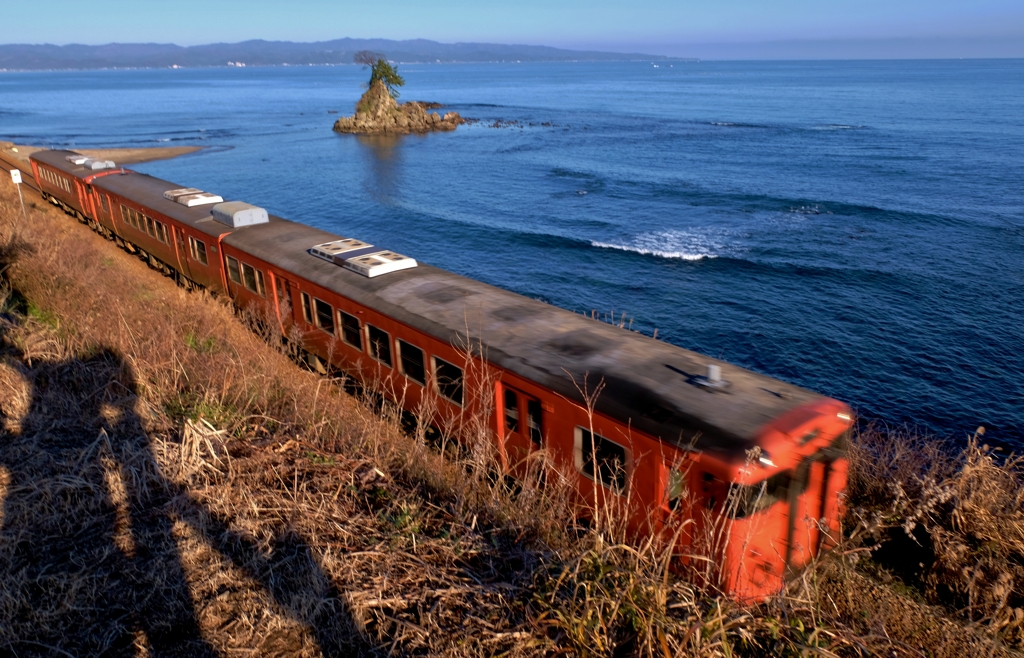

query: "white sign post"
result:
(10, 169), (28, 223)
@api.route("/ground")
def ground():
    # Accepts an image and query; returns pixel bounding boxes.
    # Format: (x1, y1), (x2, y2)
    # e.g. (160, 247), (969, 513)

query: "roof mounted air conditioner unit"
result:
(344, 251), (418, 278)
(310, 238), (374, 263)
(211, 201), (269, 227)
(163, 188), (202, 201)
(309, 240), (417, 277)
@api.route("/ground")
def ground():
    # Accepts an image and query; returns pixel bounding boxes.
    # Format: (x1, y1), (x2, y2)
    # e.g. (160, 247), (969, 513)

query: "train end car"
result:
(30, 149), (123, 222)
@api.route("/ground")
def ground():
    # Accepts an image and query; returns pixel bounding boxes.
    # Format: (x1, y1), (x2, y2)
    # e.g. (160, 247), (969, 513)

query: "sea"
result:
(1, 60), (1022, 445)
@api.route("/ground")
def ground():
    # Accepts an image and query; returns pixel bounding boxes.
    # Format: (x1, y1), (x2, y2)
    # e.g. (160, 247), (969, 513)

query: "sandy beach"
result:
(0, 141), (202, 177)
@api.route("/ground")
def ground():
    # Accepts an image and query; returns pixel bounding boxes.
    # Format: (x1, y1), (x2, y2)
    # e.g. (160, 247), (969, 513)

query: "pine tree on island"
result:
(333, 52), (463, 135)
(354, 50), (406, 98)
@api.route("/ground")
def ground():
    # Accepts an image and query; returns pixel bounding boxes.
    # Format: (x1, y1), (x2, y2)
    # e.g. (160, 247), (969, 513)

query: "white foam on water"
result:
(592, 229), (728, 261)
(810, 124), (865, 130)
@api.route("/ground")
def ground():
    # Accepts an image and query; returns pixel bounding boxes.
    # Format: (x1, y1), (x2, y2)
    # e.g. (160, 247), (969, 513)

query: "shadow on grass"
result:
(0, 344), (371, 656)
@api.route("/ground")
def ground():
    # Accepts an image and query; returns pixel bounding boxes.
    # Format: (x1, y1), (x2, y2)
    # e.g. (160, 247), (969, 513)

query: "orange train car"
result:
(30, 149), (853, 599)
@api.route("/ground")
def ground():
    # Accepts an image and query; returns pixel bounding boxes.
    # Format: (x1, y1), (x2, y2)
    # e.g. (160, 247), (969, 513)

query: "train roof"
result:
(225, 218), (824, 458)
(32, 149), (123, 179)
(91, 170), (237, 239)
(33, 151), (235, 239)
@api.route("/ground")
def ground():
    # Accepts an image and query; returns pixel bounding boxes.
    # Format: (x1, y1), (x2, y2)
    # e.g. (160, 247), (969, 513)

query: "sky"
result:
(2, 0), (1023, 58)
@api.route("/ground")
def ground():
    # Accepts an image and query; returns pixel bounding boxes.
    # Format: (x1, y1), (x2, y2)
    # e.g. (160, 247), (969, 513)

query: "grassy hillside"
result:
(0, 174), (1020, 656)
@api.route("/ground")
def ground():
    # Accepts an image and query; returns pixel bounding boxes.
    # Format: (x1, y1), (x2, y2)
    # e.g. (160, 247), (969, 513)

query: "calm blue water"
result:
(2, 60), (1022, 444)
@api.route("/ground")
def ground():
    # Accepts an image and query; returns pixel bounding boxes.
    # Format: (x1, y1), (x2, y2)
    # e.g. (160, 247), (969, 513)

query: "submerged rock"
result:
(333, 80), (464, 135)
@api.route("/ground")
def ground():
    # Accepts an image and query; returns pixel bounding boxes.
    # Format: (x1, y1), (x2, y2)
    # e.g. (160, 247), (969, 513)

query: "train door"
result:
(272, 274), (297, 333)
(172, 227), (192, 281)
(785, 436), (848, 570)
(711, 468), (794, 598)
(498, 382), (544, 473)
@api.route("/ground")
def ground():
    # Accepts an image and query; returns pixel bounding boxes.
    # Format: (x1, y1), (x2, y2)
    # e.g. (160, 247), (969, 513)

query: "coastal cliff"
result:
(332, 80), (464, 135)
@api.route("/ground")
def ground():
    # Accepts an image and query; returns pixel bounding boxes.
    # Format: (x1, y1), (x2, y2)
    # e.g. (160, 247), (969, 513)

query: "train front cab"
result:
(695, 400), (852, 600)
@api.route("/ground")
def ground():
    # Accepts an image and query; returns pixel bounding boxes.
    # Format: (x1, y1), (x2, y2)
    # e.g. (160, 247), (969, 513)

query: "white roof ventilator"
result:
(65, 154), (116, 170)
(310, 239), (418, 278)
(163, 187), (224, 207)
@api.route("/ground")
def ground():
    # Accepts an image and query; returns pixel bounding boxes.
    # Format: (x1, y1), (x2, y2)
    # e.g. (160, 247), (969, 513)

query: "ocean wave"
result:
(591, 229), (730, 261)
(709, 121), (770, 129)
(592, 241), (716, 260)
(810, 124), (867, 130)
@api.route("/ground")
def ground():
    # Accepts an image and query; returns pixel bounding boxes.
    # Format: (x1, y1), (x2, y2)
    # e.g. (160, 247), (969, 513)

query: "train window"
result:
(504, 389), (519, 432)
(367, 325), (392, 367)
(100, 195), (109, 213)
(145, 215), (156, 237)
(131, 209), (141, 230)
(339, 311), (362, 349)
(527, 399), (543, 446)
(226, 256), (241, 284)
(120, 205), (129, 224)
(397, 339), (425, 385)
(575, 427), (628, 493)
(154, 220), (168, 244)
(314, 298), (334, 334)
(300, 292), (313, 324)
(241, 263), (265, 297)
(727, 471), (791, 520)
(188, 237), (208, 266)
(433, 357), (464, 406)
(665, 467), (687, 510)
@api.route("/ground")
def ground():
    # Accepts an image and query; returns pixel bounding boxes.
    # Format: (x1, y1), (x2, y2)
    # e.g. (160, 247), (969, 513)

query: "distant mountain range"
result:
(0, 38), (667, 70)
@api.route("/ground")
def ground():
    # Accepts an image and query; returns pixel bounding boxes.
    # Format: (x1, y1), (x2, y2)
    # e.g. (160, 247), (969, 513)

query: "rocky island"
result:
(332, 80), (464, 134)
(332, 51), (464, 135)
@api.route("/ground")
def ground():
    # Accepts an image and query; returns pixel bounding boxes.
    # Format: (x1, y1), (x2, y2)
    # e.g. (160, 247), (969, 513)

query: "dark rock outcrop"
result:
(333, 81), (464, 135)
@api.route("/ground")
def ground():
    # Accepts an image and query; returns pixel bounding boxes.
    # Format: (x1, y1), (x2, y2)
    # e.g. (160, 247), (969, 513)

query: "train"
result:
(27, 148), (852, 599)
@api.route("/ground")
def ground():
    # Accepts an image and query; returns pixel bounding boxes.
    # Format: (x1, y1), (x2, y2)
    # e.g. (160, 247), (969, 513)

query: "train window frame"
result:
(145, 215), (157, 238)
(574, 427), (629, 494)
(300, 292), (313, 324)
(99, 194), (109, 214)
(504, 389), (519, 433)
(366, 324), (393, 367)
(397, 339), (425, 385)
(527, 399), (543, 446)
(432, 356), (464, 407)
(727, 470), (793, 520)
(240, 262), (266, 297)
(226, 256), (242, 284)
(664, 465), (687, 511)
(188, 236), (209, 266)
(313, 298), (334, 334)
(120, 204), (129, 224)
(339, 310), (362, 350)
(154, 219), (168, 244)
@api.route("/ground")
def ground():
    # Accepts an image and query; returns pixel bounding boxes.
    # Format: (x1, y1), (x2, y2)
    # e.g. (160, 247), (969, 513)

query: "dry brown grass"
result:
(1, 174), (1022, 657)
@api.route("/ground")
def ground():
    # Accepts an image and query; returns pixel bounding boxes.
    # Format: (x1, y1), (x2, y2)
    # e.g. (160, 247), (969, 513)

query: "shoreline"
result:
(0, 141), (204, 173)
